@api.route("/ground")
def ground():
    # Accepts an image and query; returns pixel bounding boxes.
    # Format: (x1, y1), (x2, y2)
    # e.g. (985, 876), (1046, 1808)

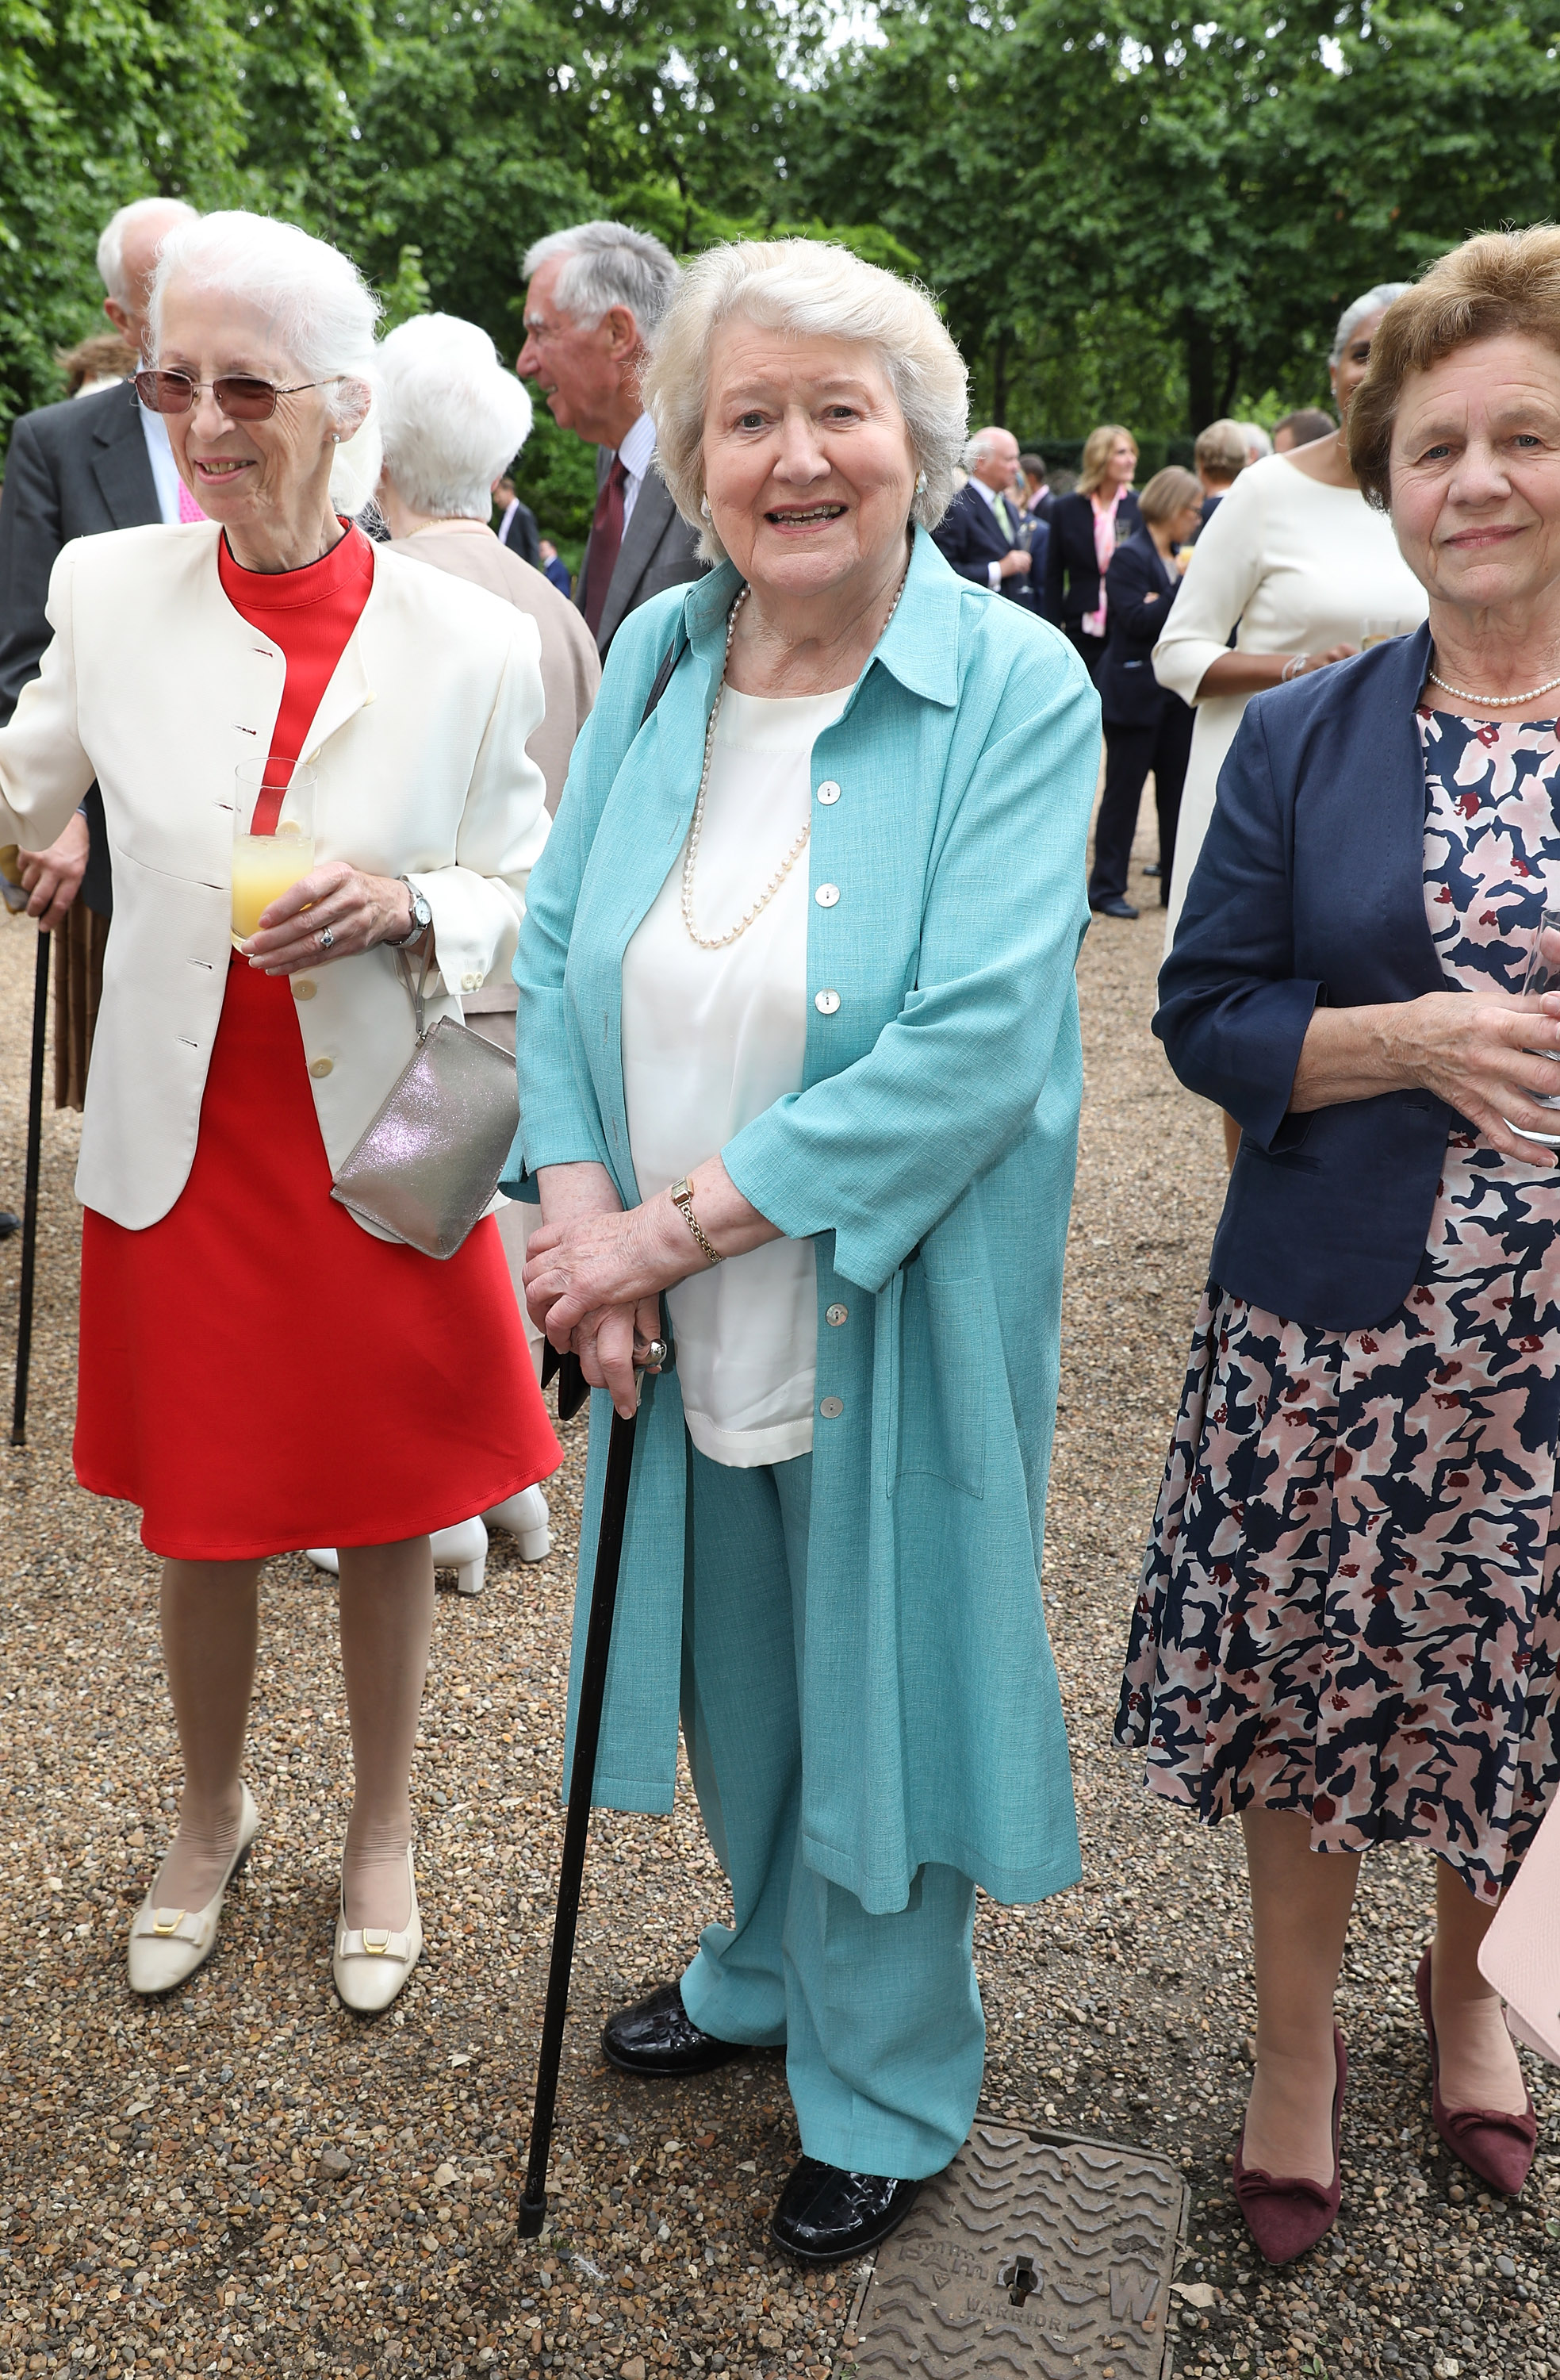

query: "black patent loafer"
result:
(769, 2155), (921, 2266)
(601, 1981), (749, 2078)
(1090, 894), (1140, 919)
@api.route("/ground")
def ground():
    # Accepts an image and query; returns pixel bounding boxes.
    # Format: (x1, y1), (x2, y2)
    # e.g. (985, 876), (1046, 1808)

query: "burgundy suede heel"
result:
(1415, 1946), (1536, 2196)
(1232, 2026), (1346, 2266)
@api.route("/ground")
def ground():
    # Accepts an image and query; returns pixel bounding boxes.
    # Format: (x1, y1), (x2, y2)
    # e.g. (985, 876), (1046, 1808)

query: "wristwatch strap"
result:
(670, 1177), (723, 1266)
(390, 877), (433, 947)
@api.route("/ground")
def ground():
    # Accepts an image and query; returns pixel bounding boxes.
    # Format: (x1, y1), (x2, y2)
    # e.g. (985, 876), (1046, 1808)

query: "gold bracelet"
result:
(669, 1176), (723, 1266)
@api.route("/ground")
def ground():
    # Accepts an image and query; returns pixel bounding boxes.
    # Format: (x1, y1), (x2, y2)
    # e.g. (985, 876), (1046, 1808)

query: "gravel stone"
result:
(2, 835), (1558, 2378)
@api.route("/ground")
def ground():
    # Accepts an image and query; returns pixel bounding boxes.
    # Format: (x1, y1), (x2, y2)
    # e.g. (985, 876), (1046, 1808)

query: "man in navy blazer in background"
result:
(933, 427), (1042, 609)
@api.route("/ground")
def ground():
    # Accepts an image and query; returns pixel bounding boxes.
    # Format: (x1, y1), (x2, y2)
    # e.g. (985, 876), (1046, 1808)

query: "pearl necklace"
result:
(1428, 662), (1560, 708)
(680, 566), (910, 950)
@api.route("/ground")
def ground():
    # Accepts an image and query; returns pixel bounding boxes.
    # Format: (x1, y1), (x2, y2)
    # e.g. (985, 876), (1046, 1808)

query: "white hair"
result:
(642, 239), (968, 566)
(521, 220), (680, 339)
(378, 313), (534, 520)
(148, 210), (383, 515)
(96, 196), (197, 304)
(963, 428), (1012, 470)
(1238, 420), (1273, 460)
(1330, 282), (1413, 368)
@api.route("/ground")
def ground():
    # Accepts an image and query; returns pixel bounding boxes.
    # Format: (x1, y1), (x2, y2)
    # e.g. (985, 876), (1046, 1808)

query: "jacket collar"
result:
(674, 524), (962, 709)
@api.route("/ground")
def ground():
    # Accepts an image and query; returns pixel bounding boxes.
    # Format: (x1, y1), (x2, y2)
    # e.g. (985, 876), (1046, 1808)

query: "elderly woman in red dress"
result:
(0, 210), (559, 2013)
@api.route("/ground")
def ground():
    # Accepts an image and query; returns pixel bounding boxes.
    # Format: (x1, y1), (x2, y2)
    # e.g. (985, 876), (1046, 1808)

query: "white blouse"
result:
(621, 681), (849, 1468)
(1154, 451), (1428, 941)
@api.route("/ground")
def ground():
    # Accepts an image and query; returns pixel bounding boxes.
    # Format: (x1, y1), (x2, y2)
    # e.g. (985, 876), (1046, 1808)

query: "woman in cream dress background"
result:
(1156, 282), (1428, 953)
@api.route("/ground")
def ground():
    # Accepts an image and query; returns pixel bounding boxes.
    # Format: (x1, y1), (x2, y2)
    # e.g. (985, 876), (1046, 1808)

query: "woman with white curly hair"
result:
(366, 311), (601, 1553)
(511, 238), (1098, 2263)
(0, 210), (560, 2014)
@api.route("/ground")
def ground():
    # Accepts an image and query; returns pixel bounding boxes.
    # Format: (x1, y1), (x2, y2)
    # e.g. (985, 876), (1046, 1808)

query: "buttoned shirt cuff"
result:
(988, 562), (1002, 591)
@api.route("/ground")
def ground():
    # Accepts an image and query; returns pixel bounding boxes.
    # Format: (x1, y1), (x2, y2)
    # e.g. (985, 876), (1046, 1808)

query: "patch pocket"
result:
(895, 1263), (986, 1499)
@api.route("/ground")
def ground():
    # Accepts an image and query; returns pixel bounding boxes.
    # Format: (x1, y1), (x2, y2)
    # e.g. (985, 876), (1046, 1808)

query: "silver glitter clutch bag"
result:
(330, 943), (519, 1260)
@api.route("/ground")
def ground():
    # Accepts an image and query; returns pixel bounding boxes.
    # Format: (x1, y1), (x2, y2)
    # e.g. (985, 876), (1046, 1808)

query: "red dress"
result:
(74, 525), (560, 1560)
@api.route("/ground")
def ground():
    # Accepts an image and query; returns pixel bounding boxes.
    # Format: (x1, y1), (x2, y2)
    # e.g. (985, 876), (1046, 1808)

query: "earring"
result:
(700, 494), (711, 520)
(332, 432), (341, 444)
(914, 470), (927, 496)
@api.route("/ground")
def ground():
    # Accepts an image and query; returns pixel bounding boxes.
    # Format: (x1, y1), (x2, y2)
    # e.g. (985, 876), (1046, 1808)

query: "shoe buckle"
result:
(151, 1909), (183, 1937)
(362, 1930), (389, 1956)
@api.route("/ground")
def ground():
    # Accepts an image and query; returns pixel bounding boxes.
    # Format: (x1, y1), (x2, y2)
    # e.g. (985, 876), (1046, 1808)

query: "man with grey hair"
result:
(0, 193), (196, 1095)
(517, 219), (702, 656)
(932, 425), (1040, 611)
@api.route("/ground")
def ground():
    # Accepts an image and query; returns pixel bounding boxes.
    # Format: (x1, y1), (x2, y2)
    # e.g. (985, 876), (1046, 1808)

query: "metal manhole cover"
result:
(848, 2120), (1187, 2378)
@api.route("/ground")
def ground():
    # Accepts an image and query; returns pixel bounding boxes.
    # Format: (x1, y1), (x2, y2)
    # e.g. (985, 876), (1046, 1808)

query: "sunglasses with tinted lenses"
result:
(134, 369), (342, 422)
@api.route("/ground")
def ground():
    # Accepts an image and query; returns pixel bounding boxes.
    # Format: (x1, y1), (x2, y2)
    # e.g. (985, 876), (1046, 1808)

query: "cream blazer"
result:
(0, 521), (550, 1234)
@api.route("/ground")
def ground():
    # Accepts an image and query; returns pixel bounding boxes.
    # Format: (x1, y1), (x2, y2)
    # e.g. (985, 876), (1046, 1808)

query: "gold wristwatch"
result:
(670, 1177), (723, 1266)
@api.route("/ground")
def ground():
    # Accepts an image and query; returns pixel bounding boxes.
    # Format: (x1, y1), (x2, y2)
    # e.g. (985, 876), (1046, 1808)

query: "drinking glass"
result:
(1360, 616), (1410, 650)
(1511, 906), (1560, 1143)
(232, 758), (316, 946)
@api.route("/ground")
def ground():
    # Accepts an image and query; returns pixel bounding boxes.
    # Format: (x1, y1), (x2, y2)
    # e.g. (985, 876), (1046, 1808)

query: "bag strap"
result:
(638, 629), (688, 727)
(395, 933), (435, 1042)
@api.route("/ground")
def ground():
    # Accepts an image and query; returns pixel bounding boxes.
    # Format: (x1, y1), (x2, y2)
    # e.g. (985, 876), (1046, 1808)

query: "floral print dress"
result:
(1116, 709), (1560, 1902)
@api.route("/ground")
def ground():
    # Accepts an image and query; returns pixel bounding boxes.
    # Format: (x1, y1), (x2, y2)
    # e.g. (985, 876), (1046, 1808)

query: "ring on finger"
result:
(318, 924), (335, 950)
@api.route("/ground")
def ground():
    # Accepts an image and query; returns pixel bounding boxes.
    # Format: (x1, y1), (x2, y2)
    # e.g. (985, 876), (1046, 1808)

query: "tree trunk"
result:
(1217, 344), (1243, 420)
(1185, 313), (1215, 434)
(992, 328), (1009, 428)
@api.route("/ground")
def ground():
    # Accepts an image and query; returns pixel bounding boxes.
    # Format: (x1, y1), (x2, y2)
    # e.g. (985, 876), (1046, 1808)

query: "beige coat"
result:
(0, 520), (549, 1234)
(389, 523), (599, 817)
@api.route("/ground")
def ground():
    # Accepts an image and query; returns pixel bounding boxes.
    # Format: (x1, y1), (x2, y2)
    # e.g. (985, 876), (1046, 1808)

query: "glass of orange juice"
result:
(232, 758), (316, 946)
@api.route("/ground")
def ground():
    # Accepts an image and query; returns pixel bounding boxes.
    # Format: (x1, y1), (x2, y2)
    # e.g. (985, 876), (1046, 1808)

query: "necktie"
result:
(177, 479), (205, 524)
(583, 458), (630, 639)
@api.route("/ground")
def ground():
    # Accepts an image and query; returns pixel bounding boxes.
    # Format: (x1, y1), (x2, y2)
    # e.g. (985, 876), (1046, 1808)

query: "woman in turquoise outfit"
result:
(510, 238), (1099, 2265)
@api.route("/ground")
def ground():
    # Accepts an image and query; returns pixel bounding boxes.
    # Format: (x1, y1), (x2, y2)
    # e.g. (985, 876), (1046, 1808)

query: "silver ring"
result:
(643, 1337), (668, 1368)
(318, 925), (335, 950)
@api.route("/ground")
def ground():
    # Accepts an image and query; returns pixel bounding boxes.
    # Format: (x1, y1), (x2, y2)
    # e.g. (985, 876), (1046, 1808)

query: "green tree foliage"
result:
(784, 0), (1560, 436)
(8, 0), (1560, 460)
(0, 0), (242, 432)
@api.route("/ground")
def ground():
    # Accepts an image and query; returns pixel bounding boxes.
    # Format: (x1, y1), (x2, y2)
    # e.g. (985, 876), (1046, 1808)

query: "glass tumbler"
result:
(231, 758), (316, 946)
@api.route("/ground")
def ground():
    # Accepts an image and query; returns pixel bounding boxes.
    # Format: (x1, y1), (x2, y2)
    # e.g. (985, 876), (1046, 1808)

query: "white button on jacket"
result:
(0, 523), (550, 1236)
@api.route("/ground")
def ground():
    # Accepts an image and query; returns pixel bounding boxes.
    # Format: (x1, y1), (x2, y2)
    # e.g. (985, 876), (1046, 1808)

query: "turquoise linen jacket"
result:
(505, 526), (1100, 1917)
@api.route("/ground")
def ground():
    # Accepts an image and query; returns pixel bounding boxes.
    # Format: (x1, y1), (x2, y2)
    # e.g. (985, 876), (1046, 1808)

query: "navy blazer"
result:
(1043, 489), (1143, 632)
(1156, 623), (1465, 1332)
(931, 480), (1038, 607)
(1097, 531), (1186, 730)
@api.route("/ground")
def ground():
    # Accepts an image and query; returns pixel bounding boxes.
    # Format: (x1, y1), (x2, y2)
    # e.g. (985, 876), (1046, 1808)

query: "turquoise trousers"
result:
(675, 1441), (985, 2179)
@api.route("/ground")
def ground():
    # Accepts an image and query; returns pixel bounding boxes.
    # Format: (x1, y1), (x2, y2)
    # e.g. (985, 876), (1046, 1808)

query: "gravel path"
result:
(1, 841), (1557, 2380)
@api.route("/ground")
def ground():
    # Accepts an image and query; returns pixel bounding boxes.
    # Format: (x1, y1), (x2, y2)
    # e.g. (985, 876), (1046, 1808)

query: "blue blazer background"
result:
(1156, 622), (1472, 1332)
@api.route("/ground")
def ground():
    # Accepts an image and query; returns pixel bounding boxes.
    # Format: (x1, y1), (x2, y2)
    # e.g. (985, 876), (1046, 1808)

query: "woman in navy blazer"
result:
(1042, 422), (1141, 674)
(1117, 228), (1560, 2262)
(1090, 467), (1204, 916)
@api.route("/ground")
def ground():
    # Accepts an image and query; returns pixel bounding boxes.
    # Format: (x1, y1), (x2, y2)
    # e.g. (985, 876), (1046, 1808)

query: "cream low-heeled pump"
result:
(333, 1845), (422, 2015)
(127, 1781), (260, 1996)
(305, 1519), (488, 1598)
(484, 1484), (552, 1562)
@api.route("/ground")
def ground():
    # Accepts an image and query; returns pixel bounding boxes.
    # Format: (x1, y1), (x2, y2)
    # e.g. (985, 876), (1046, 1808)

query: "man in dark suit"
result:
(0, 194), (195, 929)
(517, 219), (703, 659)
(932, 428), (1039, 608)
(1019, 451), (1054, 524)
(492, 473), (542, 569)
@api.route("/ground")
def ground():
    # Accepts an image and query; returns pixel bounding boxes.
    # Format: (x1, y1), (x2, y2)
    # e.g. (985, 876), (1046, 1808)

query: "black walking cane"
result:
(10, 927), (51, 1447)
(516, 1341), (640, 2238)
